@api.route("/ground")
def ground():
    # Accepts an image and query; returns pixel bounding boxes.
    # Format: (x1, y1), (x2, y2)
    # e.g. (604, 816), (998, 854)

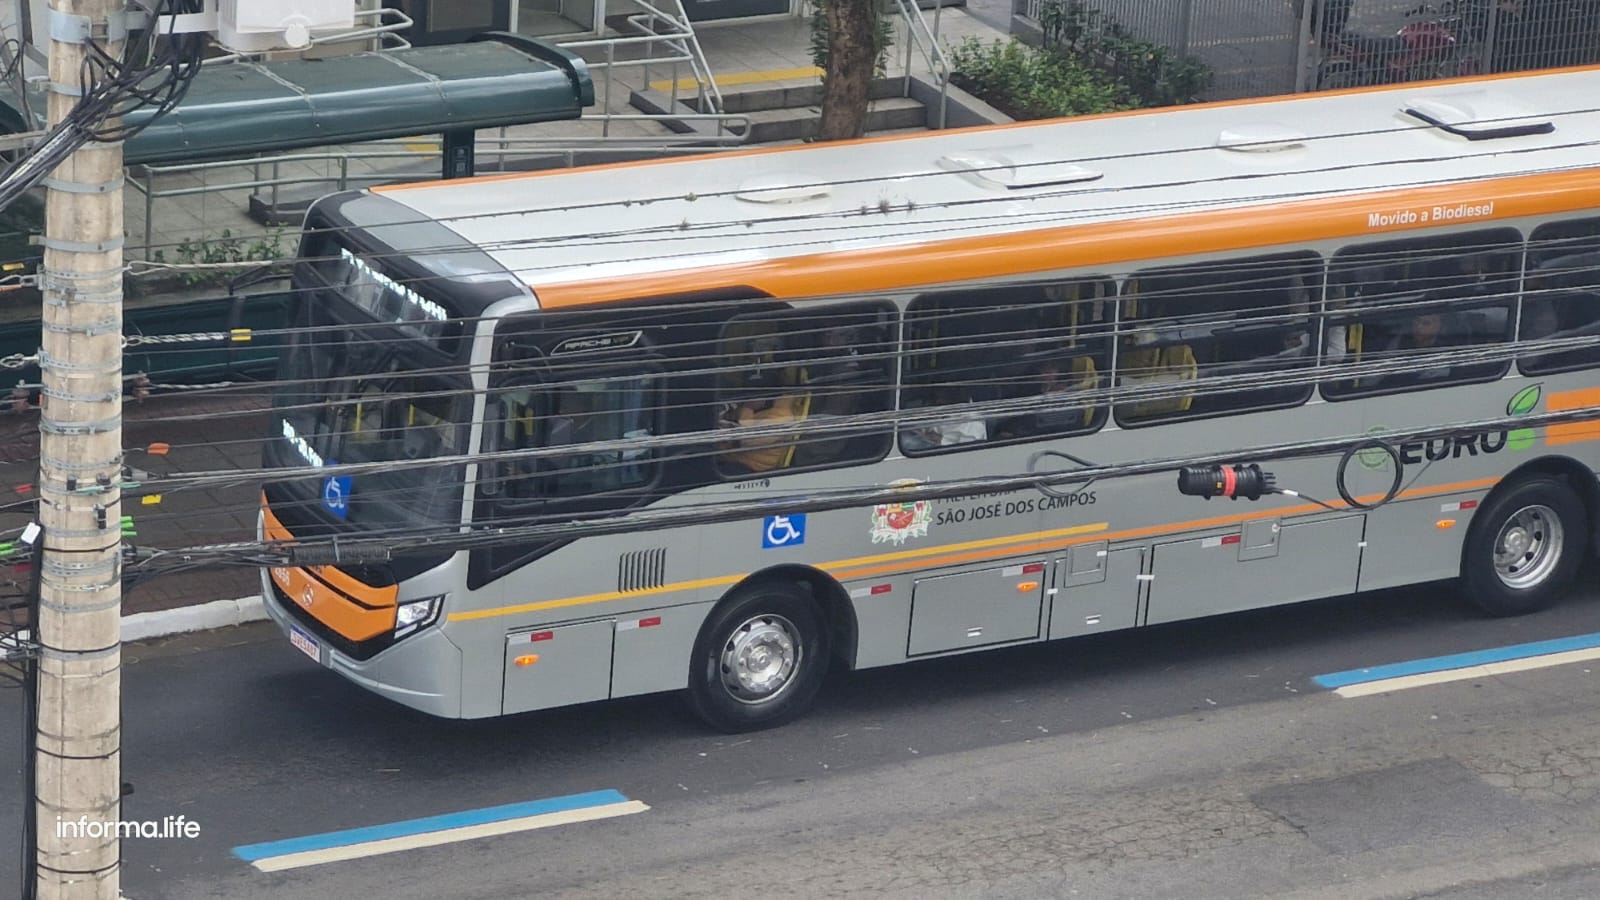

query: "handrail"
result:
(887, 0), (954, 129)
(203, 7), (415, 64)
(123, 124), (753, 251)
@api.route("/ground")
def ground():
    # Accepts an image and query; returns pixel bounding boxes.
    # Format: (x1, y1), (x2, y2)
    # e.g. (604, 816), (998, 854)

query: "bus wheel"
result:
(1461, 476), (1587, 617)
(685, 583), (828, 733)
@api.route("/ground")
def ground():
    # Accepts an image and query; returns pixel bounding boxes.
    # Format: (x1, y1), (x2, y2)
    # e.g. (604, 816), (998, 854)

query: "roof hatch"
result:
(937, 152), (1103, 190)
(733, 177), (832, 204)
(1401, 94), (1555, 140)
(1215, 123), (1307, 152)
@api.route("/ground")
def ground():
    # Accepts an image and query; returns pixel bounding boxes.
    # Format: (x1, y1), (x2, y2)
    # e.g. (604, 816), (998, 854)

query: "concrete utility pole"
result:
(34, 0), (125, 896)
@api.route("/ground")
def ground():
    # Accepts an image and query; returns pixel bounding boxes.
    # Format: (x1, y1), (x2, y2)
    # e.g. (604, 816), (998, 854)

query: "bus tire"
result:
(685, 582), (828, 733)
(1461, 476), (1587, 617)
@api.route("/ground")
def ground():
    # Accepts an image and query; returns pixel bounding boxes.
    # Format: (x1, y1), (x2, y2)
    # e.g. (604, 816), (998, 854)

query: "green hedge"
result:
(948, 38), (1132, 120)
(949, 0), (1212, 121)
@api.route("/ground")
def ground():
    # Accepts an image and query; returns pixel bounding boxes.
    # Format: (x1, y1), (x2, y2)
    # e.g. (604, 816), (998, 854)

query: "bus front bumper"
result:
(261, 567), (466, 718)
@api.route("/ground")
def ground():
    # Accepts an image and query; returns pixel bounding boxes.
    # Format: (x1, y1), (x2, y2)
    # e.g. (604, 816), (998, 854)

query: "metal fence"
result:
(1011, 0), (1600, 100)
(1307, 0), (1600, 91)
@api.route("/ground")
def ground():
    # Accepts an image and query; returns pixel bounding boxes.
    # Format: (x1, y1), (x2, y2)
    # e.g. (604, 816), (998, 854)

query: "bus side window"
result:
(1520, 216), (1600, 376)
(1322, 228), (1520, 399)
(902, 279), (1111, 453)
(1114, 252), (1319, 426)
(716, 304), (894, 476)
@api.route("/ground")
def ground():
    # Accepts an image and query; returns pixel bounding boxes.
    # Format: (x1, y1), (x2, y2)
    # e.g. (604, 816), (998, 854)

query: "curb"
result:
(122, 595), (268, 643)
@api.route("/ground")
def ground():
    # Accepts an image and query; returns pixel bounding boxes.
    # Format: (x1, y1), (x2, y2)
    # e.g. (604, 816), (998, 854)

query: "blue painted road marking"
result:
(1313, 631), (1600, 690)
(233, 789), (631, 863)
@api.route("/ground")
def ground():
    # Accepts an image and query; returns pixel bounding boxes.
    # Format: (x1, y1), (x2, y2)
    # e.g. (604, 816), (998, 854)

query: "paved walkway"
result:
(0, 392), (268, 618)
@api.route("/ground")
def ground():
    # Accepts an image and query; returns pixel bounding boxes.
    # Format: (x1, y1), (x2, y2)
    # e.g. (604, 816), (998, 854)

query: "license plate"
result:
(288, 625), (321, 664)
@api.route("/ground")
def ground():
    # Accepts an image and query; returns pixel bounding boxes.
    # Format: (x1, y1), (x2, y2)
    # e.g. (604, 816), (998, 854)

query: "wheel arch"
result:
(723, 565), (859, 671)
(1481, 454), (1600, 556)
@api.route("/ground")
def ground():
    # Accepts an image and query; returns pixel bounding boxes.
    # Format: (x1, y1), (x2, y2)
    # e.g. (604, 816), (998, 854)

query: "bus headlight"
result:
(395, 595), (444, 638)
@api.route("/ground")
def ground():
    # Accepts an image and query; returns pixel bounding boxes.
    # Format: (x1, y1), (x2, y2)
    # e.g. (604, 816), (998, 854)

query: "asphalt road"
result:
(6, 574), (1600, 899)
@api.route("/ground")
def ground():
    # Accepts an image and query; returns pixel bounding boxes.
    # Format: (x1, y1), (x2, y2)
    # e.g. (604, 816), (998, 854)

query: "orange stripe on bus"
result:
(1545, 387), (1600, 446)
(528, 168), (1600, 308)
(447, 477), (1499, 624)
(262, 497), (400, 641)
(830, 477), (1499, 582)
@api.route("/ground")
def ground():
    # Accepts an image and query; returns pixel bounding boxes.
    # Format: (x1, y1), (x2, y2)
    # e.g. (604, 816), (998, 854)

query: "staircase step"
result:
(716, 77), (907, 115)
(744, 96), (927, 143)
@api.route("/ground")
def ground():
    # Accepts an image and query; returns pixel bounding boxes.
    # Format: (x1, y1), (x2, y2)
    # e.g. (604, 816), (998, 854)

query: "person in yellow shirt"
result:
(720, 393), (807, 473)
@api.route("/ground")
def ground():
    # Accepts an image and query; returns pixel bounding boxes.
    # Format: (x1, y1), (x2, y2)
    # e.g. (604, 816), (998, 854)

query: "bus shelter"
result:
(0, 32), (594, 179)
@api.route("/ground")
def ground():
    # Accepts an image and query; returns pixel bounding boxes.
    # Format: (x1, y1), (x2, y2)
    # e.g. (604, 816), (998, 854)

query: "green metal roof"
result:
(1, 33), (593, 166)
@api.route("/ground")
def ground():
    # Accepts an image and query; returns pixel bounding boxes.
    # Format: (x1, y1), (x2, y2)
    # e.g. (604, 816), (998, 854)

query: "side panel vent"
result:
(618, 547), (667, 593)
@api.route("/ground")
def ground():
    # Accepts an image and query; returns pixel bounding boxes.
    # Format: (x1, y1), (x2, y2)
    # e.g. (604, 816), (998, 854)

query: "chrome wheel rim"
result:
(719, 614), (800, 705)
(1493, 504), (1564, 590)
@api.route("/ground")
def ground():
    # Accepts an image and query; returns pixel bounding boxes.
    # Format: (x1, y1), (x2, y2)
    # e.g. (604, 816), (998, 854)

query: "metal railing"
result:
(1010, 0), (1600, 100)
(203, 6), (416, 64)
(124, 123), (753, 253)
(887, 0), (955, 129)
(1303, 0), (1600, 92)
(557, 0), (735, 134)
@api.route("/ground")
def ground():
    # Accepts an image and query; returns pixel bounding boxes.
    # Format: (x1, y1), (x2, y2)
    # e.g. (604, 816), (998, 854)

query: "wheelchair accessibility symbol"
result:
(762, 514), (806, 549)
(322, 473), (352, 519)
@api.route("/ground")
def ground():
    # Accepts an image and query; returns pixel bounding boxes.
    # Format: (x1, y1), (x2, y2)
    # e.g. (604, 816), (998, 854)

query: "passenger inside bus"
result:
(900, 385), (987, 452)
(1375, 309), (1465, 386)
(718, 388), (810, 473)
(995, 356), (1097, 438)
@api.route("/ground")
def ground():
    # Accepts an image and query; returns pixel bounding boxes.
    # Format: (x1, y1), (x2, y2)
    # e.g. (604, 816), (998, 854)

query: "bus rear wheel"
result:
(685, 582), (828, 733)
(1461, 475), (1587, 617)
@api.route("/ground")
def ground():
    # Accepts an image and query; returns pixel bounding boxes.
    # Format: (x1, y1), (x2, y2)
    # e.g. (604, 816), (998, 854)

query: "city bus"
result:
(259, 65), (1600, 732)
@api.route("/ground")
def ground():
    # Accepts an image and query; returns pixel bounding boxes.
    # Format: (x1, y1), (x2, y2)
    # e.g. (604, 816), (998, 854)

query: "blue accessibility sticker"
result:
(762, 514), (806, 549)
(322, 472), (352, 519)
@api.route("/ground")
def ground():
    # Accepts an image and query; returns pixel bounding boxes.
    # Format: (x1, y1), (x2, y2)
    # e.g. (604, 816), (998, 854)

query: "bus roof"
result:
(360, 66), (1600, 309)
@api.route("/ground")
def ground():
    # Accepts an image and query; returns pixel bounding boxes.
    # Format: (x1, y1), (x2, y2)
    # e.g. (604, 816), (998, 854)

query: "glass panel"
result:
(1520, 217), (1600, 376)
(491, 375), (659, 501)
(1322, 229), (1519, 398)
(716, 304), (894, 475)
(273, 320), (469, 529)
(901, 280), (1112, 453)
(1114, 253), (1319, 425)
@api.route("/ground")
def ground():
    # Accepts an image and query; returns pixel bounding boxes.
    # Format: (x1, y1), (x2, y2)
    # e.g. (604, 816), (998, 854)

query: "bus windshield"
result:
(273, 322), (470, 531)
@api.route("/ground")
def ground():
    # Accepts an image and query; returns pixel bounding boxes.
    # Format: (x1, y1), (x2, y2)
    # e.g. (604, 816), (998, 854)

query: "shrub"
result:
(948, 1), (1212, 121)
(948, 38), (1131, 120)
(1037, 0), (1211, 108)
(150, 228), (290, 289)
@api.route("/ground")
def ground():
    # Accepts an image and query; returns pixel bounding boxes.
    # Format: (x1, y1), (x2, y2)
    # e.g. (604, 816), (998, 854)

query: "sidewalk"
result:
(2, 6), (1019, 642)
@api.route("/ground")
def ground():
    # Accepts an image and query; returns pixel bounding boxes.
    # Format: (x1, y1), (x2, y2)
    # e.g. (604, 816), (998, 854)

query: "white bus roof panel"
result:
(372, 68), (1600, 297)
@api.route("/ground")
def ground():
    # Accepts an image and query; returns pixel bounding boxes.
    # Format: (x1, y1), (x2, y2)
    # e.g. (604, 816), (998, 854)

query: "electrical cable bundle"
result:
(0, 0), (205, 213)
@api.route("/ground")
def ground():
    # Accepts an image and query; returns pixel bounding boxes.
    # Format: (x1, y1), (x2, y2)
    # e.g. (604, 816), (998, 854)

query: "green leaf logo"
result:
(1507, 384), (1542, 417)
(1358, 426), (1394, 471)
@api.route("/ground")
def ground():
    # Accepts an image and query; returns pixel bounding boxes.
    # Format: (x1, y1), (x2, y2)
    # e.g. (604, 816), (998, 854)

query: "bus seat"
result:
(1120, 343), (1196, 417)
(1068, 356), (1097, 425)
(775, 390), (813, 469)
